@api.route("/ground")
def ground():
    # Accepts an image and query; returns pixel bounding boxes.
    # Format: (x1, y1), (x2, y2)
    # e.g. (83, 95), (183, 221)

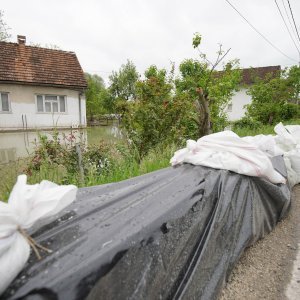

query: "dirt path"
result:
(220, 185), (300, 300)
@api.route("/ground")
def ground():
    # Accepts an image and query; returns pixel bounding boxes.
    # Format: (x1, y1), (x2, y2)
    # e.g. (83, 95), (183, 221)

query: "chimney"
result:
(17, 35), (26, 45)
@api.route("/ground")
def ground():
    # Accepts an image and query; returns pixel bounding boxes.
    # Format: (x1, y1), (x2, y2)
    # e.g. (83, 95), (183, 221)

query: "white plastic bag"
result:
(285, 125), (300, 143)
(286, 148), (300, 174)
(0, 175), (77, 295)
(274, 122), (297, 152)
(242, 134), (284, 157)
(170, 131), (285, 184)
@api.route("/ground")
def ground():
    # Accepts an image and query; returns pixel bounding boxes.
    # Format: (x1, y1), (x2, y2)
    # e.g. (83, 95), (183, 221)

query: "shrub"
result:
(25, 131), (113, 186)
(232, 117), (262, 130)
(280, 103), (299, 120)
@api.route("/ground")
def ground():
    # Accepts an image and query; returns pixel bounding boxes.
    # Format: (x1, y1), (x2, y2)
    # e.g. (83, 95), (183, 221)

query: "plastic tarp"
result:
(2, 156), (290, 300)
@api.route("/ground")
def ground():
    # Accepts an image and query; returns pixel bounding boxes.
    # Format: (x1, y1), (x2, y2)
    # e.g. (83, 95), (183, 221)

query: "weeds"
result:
(0, 132), (174, 201)
(1, 119), (299, 202)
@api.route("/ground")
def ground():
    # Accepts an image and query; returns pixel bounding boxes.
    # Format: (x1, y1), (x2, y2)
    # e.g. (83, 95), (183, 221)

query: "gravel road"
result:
(220, 185), (300, 300)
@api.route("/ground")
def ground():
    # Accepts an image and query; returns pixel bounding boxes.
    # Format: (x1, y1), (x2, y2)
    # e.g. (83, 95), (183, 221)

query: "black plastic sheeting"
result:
(2, 156), (291, 300)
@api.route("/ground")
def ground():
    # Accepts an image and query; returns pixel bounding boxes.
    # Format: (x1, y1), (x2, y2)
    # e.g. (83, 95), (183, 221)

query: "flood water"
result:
(0, 122), (123, 164)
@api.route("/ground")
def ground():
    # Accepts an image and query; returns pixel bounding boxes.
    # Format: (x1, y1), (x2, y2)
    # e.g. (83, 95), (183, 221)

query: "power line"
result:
(281, 0), (300, 48)
(224, 0), (298, 63)
(287, 0), (300, 44)
(274, 0), (300, 56)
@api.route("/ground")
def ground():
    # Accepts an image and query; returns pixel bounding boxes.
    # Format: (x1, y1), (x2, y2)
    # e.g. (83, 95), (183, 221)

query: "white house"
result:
(0, 35), (87, 131)
(226, 66), (281, 121)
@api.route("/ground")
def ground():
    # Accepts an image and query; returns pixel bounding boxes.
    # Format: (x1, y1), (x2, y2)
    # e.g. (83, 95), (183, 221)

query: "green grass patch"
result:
(0, 143), (176, 202)
(234, 118), (300, 137)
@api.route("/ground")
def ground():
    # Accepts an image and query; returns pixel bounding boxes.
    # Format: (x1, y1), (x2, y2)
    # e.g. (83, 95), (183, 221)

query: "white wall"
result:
(0, 84), (86, 130)
(226, 88), (252, 121)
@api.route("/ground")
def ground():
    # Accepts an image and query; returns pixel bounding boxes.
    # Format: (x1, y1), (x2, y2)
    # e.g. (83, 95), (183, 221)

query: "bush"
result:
(25, 131), (113, 186)
(122, 66), (198, 158)
(280, 103), (299, 120)
(232, 117), (262, 130)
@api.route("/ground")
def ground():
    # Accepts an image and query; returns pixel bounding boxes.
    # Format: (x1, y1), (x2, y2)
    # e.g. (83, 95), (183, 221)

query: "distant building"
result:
(0, 35), (87, 131)
(226, 65), (281, 121)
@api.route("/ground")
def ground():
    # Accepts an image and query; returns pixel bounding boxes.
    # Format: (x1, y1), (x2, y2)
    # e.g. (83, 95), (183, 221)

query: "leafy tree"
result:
(246, 67), (299, 124)
(85, 73), (110, 121)
(122, 65), (197, 158)
(108, 60), (139, 111)
(0, 10), (11, 42)
(287, 65), (300, 104)
(176, 34), (241, 136)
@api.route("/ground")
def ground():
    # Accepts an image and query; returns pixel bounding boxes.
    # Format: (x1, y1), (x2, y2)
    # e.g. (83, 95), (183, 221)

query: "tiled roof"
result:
(240, 65), (281, 85)
(0, 41), (87, 90)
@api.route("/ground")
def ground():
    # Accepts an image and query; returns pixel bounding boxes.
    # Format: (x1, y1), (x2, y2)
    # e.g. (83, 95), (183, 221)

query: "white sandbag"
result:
(242, 134), (284, 157)
(0, 175), (77, 295)
(170, 131), (285, 184)
(286, 149), (300, 174)
(285, 125), (300, 144)
(271, 122), (300, 187)
(274, 122), (297, 152)
(283, 156), (300, 187)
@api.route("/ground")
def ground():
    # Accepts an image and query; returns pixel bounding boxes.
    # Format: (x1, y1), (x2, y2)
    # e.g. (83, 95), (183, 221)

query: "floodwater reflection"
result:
(0, 123), (122, 164)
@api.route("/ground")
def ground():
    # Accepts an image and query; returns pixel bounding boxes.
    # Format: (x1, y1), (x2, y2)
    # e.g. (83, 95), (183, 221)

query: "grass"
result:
(1, 118), (299, 202)
(234, 118), (300, 137)
(0, 143), (176, 202)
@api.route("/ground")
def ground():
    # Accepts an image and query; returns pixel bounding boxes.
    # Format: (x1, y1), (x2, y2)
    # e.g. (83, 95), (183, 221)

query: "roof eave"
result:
(0, 80), (87, 91)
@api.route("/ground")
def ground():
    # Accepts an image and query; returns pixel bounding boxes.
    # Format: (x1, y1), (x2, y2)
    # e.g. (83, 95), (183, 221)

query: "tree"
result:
(0, 10), (11, 42)
(122, 65), (197, 158)
(176, 33), (241, 136)
(85, 73), (109, 121)
(108, 60), (139, 111)
(287, 65), (300, 104)
(246, 67), (299, 124)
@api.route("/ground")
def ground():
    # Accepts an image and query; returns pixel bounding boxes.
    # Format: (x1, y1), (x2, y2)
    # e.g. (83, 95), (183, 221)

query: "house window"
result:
(227, 103), (233, 112)
(36, 95), (66, 113)
(0, 92), (10, 112)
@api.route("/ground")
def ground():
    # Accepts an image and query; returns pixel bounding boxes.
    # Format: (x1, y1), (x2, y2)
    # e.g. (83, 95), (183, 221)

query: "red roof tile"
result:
(240, 65), (281, 85)
(0, 41), (87, 90)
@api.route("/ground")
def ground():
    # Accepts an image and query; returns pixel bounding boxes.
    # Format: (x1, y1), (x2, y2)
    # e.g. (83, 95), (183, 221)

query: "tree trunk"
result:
(198, 93), (211, 137)
(268, 113), (274, 125)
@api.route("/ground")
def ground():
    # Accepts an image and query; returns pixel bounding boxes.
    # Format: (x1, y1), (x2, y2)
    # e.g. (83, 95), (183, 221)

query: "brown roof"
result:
(240, 65), (281, 85)
(0, 41), (87, 90)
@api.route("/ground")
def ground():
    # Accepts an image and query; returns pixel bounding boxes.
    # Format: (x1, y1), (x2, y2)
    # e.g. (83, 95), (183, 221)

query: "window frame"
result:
(0, 92), (12, 113)
(35, 94), (67, 114)
(227, 103), (233, 112)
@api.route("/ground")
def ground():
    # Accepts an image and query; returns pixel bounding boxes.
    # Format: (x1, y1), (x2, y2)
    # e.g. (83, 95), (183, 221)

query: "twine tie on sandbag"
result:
(17, 226), (52, 260)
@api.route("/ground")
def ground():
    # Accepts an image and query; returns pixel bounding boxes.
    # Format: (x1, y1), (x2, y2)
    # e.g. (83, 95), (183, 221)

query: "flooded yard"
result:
(0, 122), (122, 164)
(0, 123), (123, 199)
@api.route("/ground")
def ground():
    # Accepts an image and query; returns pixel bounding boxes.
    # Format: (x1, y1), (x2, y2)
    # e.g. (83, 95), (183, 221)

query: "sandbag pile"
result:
(171, 122), (300, 187)
(243, 123), (300, 187)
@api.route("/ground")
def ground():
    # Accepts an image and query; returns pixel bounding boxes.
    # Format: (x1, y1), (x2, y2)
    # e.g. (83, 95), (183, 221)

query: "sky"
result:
(2, 0), (300, 84)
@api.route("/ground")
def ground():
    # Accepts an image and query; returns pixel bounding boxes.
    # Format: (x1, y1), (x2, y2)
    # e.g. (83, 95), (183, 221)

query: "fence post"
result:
(76, 143), (84, 186)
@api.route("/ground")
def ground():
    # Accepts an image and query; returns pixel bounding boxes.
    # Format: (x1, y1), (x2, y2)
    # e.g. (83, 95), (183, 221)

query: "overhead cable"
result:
(224, 0), (298, 62)
(274, 0), (300, 55)
(281, 0), (300, 47)
(287, 0), (300, 44)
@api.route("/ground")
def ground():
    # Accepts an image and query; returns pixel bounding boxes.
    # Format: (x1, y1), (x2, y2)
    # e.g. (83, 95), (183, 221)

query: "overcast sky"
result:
(2, 0), (300, 84)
